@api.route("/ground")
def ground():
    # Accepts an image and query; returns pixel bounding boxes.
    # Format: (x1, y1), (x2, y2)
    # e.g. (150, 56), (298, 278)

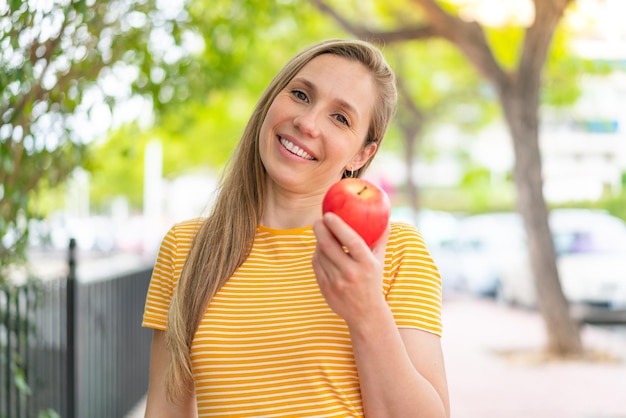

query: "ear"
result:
(347, 142), (378, 172)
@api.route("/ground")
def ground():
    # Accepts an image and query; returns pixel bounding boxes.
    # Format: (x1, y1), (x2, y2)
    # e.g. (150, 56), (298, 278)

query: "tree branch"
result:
(409, 0), (510, 88)
(310, 0), (438, 44)
(1, 6), (71, 133)
(312, 0), (510, 89)
(517, 0), (574, 94)
(396, 75), (424, 133)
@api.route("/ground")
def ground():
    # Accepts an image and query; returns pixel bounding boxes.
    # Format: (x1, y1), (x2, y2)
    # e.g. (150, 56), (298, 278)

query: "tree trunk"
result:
(495, 0), (582, 356)
(498, 80), (583, 356)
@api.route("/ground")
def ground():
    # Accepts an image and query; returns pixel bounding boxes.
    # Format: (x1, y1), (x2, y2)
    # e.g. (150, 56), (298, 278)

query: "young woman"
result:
(142, 39), (449, 417)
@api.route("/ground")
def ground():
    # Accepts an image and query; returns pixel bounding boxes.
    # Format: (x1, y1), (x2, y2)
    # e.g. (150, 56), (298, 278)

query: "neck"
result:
(261, 188), (325, 229)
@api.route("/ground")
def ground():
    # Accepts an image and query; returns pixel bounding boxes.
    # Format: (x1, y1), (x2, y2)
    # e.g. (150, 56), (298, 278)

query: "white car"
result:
(497, 209), (626, 318)
(390, 207), (461, 293)
(446, 212), (525, 297)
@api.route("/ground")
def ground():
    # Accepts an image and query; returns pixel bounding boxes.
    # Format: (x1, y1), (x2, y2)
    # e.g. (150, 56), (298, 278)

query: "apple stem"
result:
(357, 186), (368, 195)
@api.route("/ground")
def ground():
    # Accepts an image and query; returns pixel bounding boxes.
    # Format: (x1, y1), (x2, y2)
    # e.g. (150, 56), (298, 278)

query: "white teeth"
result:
(280, 137), (314, 160)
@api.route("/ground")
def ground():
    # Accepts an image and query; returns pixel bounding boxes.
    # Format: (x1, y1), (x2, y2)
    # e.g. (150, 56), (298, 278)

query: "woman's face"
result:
(259, 53), (378, 196)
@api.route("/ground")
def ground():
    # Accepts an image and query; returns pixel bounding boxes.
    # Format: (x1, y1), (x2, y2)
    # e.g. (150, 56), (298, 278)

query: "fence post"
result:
(67, 238), (76, 418)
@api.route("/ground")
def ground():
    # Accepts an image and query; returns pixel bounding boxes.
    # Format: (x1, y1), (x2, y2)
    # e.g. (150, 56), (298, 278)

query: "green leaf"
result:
(38, 409), (62, 418)
(14, 368), (32, 396)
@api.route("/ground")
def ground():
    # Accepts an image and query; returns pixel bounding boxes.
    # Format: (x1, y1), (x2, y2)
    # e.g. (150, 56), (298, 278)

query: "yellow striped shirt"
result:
(142, 219), (443, 417)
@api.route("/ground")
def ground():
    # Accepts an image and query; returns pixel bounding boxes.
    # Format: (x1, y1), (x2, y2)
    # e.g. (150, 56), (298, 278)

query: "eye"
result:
(291, 89), (308, 102)
(334, 113), (350, 126)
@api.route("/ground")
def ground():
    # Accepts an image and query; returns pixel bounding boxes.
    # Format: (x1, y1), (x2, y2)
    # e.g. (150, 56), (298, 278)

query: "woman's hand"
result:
(313, 213), (450, 417)
(312, 212), (390, 325)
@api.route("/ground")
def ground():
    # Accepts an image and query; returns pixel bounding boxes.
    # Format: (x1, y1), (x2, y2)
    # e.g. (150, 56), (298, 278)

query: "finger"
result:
(322, 212), (371, 259)
(313, 217), (350, 260)
(312, 249), (339, 289)
(311, 250), (329, 283)
(312, 219), (345, 278)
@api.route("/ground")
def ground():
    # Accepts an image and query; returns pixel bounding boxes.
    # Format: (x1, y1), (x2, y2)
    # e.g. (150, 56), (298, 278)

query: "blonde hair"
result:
(165, 39), (397, 400)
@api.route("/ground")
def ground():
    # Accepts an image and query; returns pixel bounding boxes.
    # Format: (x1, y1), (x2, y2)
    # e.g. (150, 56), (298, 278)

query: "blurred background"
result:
(1, 0), (625, 417)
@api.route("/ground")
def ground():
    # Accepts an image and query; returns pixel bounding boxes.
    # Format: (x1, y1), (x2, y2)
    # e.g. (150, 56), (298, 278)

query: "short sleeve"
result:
(142, 219), (200, 330)
(383, 222), (443, 337)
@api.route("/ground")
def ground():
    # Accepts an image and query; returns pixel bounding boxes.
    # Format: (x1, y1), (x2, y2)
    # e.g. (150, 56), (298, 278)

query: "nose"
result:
(293, 108), (321, 138)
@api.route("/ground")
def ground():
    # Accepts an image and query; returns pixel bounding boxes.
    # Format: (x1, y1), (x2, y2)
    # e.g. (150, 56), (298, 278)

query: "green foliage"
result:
(424, 177), (626, 221)
(155, 91), (257, 173)
(543, 25), (590, 106)
(87, 124), (148, 211)
(603, 192), (626, 222)
(6, 0), (613, 229)
(415, 183), (516, 215)
(483, 26), (526, 71)
(13, 366), (32, 396)
(178, 0), (340, 103)
(0, 0), (189, 274)
(395, 40), (500, 135)
(1, 280), (41, 415)
(460, 166), (491, 187)
(87, 0), (348, 209)
(38, 409), (61, 418)
(550, 190), (626, 224)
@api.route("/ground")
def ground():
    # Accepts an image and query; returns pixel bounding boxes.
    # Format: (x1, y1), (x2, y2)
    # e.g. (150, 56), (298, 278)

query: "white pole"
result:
(143, 139), (163, 255)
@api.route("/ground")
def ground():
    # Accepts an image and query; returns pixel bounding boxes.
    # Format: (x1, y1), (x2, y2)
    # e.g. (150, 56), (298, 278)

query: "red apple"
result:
(322, 178), (391, 247)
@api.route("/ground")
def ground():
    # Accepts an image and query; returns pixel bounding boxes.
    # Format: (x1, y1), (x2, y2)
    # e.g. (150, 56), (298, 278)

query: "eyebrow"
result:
(291, 77), (360, 120)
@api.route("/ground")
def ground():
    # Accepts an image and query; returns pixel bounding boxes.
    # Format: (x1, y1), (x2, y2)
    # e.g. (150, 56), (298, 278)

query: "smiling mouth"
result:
(279, 137), (316, 160)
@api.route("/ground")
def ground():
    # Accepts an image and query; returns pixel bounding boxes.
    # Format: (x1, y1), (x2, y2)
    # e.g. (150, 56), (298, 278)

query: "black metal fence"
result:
(1, 242), (153, 418)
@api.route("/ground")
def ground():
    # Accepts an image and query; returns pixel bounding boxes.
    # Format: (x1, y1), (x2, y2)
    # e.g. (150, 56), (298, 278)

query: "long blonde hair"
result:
(165, 39), (397, 400)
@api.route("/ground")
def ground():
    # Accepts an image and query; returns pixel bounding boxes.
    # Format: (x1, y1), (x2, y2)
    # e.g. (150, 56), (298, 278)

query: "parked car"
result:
(446, 212), (525, 297)
(497, 209), (626, 320)
(390, 207), (461, 293)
